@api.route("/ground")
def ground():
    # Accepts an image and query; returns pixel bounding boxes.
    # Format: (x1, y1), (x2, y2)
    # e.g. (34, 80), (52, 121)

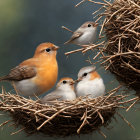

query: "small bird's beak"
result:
(75, 77), (82, 83)
(53, 45), (59, 51)
(70, 81), (75, 85)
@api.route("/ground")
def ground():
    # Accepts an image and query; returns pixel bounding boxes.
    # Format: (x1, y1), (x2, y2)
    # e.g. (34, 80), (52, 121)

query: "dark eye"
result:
(83, 73), (87, 77)
(45, 48), (51, 52)
(88, 24), (91, 27)
(63, 80), (67, 84)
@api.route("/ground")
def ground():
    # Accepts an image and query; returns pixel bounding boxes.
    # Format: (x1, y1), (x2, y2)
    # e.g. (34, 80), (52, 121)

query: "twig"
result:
(88, 0), (107, 6)
(97, 111), (104, 124)
(0, 120), (12, 127)
(118, 97), (139, 105)
(92, 6), (105, 15)
(98, 130), (107, 138)
(95, 16), (103, 23)
(82, 41), (105, 53)
(75, 0), (86, 7)
(93, 52), (101, 60)
(117, 112), (135, 130)
(126, 98), (140, 112)
(61, 26), (73, 33)
(77, 109), (88, 134)
(128, 0), (140, 9)
(65, 48), (84, 55)
(11, 127), (25, 135)
(99, 18), (106, 37)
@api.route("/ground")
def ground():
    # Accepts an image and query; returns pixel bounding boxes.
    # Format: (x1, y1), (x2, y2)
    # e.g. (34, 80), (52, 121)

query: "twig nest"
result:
(101, 0), (140, 94)
(0, 91), (133, 137)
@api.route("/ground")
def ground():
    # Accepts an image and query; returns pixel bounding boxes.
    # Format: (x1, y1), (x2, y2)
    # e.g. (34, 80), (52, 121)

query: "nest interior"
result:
(0, 89), (135, 137)
(100, 0), (140, 93)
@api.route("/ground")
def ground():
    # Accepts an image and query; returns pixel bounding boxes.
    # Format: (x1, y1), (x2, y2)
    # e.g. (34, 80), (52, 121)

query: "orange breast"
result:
(90, 71), (100, 80)
(35, 60), (58, 94)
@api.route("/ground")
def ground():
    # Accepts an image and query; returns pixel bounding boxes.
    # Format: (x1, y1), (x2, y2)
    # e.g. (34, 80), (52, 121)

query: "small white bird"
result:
(64, 21), (98, 45)
(40, 77), (76, 104)
(76, 66), (105, 98)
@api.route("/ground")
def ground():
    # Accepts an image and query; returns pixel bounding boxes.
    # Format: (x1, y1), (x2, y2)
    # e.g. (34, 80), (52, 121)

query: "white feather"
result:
(76, 78), (105, 98)
(14, 78), (39, 96)
(74, 27), (97, 45)
(41, 80), (76, 104)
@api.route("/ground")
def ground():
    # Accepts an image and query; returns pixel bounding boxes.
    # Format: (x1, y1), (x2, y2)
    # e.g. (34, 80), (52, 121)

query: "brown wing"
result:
(64, 32), (83, 44)
(0, 66), (36, 81)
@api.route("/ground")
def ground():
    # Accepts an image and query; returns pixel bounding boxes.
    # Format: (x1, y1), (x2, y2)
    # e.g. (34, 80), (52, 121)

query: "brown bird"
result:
(0, 42), (59, 96)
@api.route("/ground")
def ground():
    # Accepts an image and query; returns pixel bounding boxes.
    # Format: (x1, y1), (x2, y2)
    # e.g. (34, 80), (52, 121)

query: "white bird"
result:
(76, 66), (105, 98)
(40, 77), (76, 104)
(64, 21), (98, 45)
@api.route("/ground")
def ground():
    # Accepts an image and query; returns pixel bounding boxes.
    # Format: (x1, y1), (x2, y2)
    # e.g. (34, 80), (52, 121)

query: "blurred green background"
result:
(0, 0), (139, 140)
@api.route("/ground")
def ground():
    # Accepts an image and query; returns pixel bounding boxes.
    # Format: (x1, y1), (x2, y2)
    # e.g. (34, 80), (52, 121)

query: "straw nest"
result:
(0, 88), (137, 137)
(101, 0), (140, 94)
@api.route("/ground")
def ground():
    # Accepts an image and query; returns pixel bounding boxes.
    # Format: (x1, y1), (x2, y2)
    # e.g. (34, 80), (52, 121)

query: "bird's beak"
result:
(70, 81), (75, 85)
(75, 77), (82, 83)
(53, 45), (59, 51)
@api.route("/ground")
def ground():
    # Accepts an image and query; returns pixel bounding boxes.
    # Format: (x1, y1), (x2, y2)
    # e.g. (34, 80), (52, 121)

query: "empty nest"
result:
(0, 87), (137, 137)
(102, 0), (140, 94)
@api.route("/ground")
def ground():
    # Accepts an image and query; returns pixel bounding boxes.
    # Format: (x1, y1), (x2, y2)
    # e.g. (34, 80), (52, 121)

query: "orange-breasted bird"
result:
(0, 42), (59, 96)
(76, 66), (105, 98)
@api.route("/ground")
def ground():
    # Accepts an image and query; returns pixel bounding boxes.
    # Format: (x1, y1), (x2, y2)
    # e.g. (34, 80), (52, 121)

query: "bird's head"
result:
(76, 65), (100, 82)
(34, 42), (59, 58)
(56, 77), (75, 91)
(80, 21), (98, 33)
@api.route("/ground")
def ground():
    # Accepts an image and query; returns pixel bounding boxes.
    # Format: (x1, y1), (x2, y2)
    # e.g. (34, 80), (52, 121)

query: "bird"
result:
(64, 21), (98, 45)
(40, 77), (76, 104)
(75, 65), (105, 98)
(0, 42), (59, 96)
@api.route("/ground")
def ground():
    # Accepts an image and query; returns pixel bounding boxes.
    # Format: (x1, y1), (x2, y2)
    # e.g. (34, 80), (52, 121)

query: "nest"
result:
(0, 88), (137, 137)
(101, 0), (140, 94)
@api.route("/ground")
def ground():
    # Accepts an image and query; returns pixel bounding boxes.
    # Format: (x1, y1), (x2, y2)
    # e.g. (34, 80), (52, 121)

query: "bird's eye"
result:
(83, 73), (88, 77)
(88, 24), (91, 27)
(45, 48), (51, 52)
(63, 80), (67, 84)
